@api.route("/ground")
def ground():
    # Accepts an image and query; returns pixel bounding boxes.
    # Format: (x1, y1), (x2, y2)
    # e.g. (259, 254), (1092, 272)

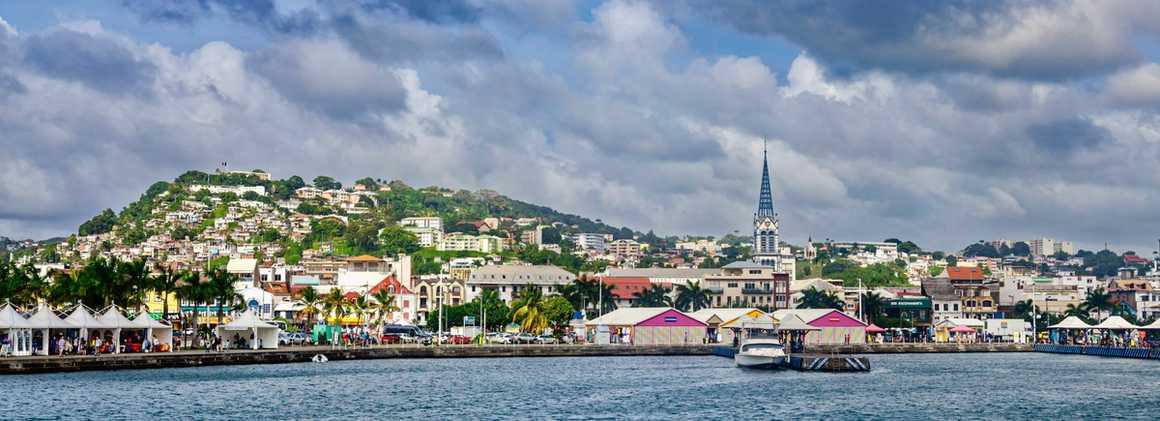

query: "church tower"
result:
(752, 140), (780, 269)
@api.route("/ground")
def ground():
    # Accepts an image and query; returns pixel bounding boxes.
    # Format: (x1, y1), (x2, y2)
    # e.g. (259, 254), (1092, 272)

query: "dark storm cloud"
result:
(682, 0), (1147, 80)
(122, 0), (321, 34)
(23, 29), (155, 94)
(0, 72), (25, 96)
(1026, 117), (1112, 155)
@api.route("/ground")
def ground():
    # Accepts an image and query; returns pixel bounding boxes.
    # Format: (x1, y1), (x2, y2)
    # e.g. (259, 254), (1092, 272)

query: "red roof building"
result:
(945, 266), (985, 282)
(369, 275), (413, 296)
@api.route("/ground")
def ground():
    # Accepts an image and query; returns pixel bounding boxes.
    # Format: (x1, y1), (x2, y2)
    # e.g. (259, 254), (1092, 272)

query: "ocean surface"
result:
(2, 352), (1158, 420)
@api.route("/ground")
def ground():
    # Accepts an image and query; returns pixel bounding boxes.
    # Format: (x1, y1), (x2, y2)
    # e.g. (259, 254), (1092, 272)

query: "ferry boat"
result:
(734, 336), (788, 369)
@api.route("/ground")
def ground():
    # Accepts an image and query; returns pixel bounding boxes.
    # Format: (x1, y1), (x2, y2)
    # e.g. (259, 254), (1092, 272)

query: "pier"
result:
(0, 344), (714, 374)
(711, 346), (871, 372)
(807, 343), (1031, 354)
(1033, 344), (1160, 360)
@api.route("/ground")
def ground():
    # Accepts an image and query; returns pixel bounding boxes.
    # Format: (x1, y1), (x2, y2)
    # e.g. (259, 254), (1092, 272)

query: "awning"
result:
(776, 314), (821, 331)
(0, 303), (32, 329)
(24, 306), (70, 329)
(865, 324), (887, 334)
(950, 325), (976, 333)
(1047, 316), (1093, 330)
(1093, 316), (1137, 330)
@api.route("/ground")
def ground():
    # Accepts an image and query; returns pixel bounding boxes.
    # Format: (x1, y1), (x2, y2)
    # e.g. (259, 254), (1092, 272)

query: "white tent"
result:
(0, 303), (34, 356)
(216, 310), (279, 350)
(24, 306), (70, 356)
(64, 306), (115, 349)
(1093, 316), (1137, 330)
(129, 312), (174, 352)
(1048, 316), (1094, 330)
(97, 307), (138, 353)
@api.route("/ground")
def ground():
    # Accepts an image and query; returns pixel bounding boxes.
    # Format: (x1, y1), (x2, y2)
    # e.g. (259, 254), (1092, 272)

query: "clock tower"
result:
(752, 140), (780, 269)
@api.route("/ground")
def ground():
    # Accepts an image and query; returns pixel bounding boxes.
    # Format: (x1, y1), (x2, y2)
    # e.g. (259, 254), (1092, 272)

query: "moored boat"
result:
(734, 337), (787, 369)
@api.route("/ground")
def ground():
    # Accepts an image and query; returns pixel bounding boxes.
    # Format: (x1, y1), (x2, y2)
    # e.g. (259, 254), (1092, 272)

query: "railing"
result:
(1033, 344), (1160, 359)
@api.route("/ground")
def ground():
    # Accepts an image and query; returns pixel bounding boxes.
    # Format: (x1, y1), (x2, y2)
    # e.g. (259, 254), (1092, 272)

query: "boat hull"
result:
(734, 353), (788, 369)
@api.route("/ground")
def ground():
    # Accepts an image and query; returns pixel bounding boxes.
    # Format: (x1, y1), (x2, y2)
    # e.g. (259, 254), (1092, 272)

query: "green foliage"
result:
(1082, 250), (1125, 277)
(79, 209), (118, 236)
(295, 201), (332, 215)
(1012, 242), (1031, 256)
(379, 225), (419, 256)
(883, 238), (921, 254)
(675, 281), (711, 312)
(796, 287), (844, 310)
(820, 258), (909, 287)
(963, 241), (999, 258)
(929, 266), (945, 277)
(633, 284), (673, 307)
(313, 176), (342, 190)
(283, 242), (303, 265)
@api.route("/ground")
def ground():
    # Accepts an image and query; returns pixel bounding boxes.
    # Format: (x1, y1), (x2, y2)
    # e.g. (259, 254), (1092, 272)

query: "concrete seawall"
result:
(807, 343), (1032, 354)
(0, 344), (715, 375)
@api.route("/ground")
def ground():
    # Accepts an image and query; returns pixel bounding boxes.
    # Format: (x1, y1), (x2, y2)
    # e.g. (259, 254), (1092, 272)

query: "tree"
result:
(674, 281), (711, 312)
(354, 177), (379, 190)
(1084, 288), (1113, 322)
(151, 265), (184, 322)
(350, 295), (370, 328)
(797, 287), (843, 310)
(79, 209), (118, 236)
(1013, 299), (1035, 322)
(370, 289), (398, 327)
(322, 288), (348, 330)
(962, 242), (999, 258)
(379, 225), (420, 256)
(632, 284), (673, 307)
(945, 255), (958, 267)
(542, 295), (575, 335)
(296, 287), (322, 328)
(511, 284), (550, 334)
(313, 176), (342, 191)
(1012, 242), (1031, 257)
(207, 268), (241, 328)
(177, 271), (211, 348)
(861, 292), (884, 324)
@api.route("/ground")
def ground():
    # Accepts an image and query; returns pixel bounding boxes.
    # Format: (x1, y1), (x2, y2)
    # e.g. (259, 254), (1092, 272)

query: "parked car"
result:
(512, 333), (538, 344)
(536, 335), (559, 344)
(381, 325), (432, 345)
(279, 332), (309, 346)
(486, 333), (512, 344)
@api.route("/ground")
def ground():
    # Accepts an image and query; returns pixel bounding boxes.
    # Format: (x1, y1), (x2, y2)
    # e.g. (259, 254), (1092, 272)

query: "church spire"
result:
(756, 138), (775, 218)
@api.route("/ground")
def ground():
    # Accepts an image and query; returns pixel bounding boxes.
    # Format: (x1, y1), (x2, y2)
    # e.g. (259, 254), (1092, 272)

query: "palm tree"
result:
(322, 288), (348, 330)
(350, 295), (370, 328)
(177, 271), (210, 348)
(1063, 303), (1091, 321)
(370, 289), (398, 327)
(1013, 299), (1035, 322)
(152, 265), (184, 322)
(633, 284), (673, 307)
(207, 268), (240, 326)
(797, 287), (843, 310)
(511, 283), (549, 334)
(1084, 288), (1113, 322)
(860, 292), (884, 324)
(675, 281), (711, 312)
(116, 259), (151, 309)
(297, 287), (322, 329)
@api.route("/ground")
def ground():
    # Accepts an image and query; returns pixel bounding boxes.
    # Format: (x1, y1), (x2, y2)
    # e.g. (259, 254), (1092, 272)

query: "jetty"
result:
(0, 344), (714, 374)
(807, 343), (1031, 354)
(711, 346), (871, 372)
(1033, 344), (1160, 360)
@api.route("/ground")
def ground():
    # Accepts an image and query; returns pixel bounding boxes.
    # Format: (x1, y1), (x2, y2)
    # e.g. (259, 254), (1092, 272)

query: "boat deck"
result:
(712, 346), (871, 372)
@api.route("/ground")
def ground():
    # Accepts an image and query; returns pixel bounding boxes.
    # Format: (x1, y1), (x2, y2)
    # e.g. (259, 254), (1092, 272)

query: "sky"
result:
(3, 1), (1160, 254)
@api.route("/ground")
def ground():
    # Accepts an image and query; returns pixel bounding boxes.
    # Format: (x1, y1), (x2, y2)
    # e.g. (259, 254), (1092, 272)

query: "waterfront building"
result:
(922, 278), (962, 323)
(584, 307), (707, 345)
(1108, 279), (1160, 320)
(702, 261), (790, 309)
(601, 268), (717, 287)
(771, 309), (867, 344)
(945, 266), (997, 320)
(688, 308), (776, 344)
(413, 276), (466, 325)
(465, 264), (574, 303)
(933, 318), (985, 342)
(368, 275), (417, 324)
(984, 318), (1030, 343)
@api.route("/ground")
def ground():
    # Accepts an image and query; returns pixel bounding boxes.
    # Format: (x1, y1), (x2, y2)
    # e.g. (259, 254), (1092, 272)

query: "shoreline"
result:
(0, 342), (1037, 374)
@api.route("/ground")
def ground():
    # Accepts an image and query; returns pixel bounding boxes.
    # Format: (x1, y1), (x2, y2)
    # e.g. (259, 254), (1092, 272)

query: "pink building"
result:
(584, 308), (707, 345)
(774, 309), (868, 344)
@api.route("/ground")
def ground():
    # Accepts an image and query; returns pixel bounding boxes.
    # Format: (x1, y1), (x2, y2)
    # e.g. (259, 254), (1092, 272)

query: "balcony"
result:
(742, 288), (772, 295)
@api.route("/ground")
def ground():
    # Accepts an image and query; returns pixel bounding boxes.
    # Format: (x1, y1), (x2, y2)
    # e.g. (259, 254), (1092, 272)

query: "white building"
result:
(400, 217), (443, 231)
(572, 233), (606, 252)
(466, 264), (575, 303)
(190, 184), (267, 196)
(608, 239), (642, 258)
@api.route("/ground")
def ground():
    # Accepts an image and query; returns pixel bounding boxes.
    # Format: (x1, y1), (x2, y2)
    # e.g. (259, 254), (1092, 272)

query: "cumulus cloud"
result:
(3, 0), (1160, 253)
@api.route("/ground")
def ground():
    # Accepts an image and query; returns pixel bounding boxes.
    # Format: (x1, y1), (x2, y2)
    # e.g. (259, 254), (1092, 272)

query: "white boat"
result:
(734, 337), (788, 369)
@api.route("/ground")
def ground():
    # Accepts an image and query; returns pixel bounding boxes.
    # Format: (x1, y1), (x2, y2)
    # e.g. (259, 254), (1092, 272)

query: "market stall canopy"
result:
(24, 306), (70, 329)
(129, 312), (171, 329)
(97, 306), (137, 329)
(949, 325), (976, 333)
(1094, 316), (1137, 330)
(865, 324), (887, 334)
(1048, 316), (1093, 330)
(776, 314), (821, 331)
(64, 306), (113, 329)
(0, 303), (32, 328)
(218, 310), (276, 330)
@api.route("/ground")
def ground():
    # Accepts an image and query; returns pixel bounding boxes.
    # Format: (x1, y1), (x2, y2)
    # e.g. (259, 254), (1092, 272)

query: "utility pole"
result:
(857, 278), (864, 323)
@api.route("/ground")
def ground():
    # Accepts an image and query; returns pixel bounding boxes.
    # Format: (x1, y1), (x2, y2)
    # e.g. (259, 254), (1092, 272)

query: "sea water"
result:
(1, 353), (1157, 419)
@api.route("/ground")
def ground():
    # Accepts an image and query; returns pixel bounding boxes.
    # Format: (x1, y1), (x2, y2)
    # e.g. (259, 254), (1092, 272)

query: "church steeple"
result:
(756, 138), (775, 218)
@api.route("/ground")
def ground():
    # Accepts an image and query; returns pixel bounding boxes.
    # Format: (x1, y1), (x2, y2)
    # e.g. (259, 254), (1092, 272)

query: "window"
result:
(744, 283), (755, 290)
(953, 303), (960, 311)
(727, 283), (738, 288)
(749, 270), (761, 275)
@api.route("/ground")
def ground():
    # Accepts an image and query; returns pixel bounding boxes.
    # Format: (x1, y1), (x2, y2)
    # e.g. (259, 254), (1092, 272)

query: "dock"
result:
(0, 344), (714, 375)
(711, 346), (871, 372)
(1034, 344), (1160, 360)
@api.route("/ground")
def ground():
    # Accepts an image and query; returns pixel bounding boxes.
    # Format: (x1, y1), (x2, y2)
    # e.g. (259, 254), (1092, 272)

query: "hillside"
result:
(64, 169), (643, 263)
